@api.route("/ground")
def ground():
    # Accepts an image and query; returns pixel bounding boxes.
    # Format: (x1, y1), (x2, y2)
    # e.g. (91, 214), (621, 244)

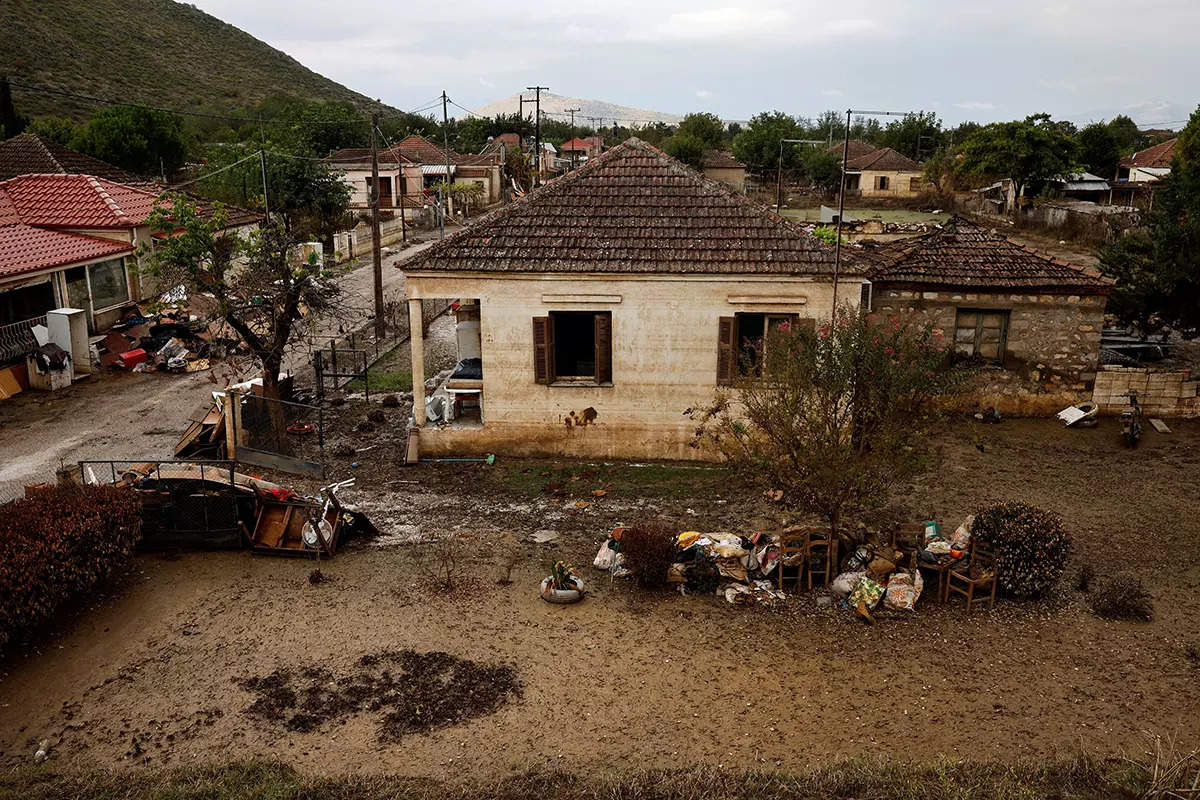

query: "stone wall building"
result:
(863, 218), (1114, 415)
(398, 138), (868, 460)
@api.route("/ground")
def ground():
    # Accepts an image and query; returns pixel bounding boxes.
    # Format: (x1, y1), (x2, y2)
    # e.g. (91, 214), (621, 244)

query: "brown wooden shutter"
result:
(533, 316), (553, 384)
(717, 316), (736, 385)
(594, 313), (612, 384)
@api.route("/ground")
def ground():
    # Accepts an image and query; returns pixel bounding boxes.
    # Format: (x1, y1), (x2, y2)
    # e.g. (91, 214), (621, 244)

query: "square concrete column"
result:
(408, 298), (426, 425)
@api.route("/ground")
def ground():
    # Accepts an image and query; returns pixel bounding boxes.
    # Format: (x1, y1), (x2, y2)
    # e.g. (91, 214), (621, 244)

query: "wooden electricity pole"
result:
(527, 86), (548, 186)
(566, 107), (580, 171)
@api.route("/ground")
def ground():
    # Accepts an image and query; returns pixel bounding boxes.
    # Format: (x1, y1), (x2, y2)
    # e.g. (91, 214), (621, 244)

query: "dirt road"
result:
(1, 418), (1198, 776)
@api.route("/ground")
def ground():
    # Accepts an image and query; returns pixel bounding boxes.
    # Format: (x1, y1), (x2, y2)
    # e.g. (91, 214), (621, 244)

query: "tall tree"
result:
(731, 110), (803, 169)
(662, 133), (706, 168)
(675, 112), (726, 149)
(877, 111), (942, 161)
(958, 114), (1078, 212)
(1107, 114), (1144, 154)
(1077, 122), (1120, 177)
(146, 198), (340, 406)
(72, 106), (187, 178)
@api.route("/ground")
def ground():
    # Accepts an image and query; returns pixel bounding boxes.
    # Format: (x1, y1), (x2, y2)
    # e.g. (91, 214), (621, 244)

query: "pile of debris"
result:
(97, 299), (241, 374)
(80, 461), (373, 557)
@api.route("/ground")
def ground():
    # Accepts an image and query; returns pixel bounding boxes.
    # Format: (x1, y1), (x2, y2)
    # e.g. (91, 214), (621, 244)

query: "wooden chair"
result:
(806, 530), (838, 590)
(776, 528), (811, 590)
(944, 540), (999, 611)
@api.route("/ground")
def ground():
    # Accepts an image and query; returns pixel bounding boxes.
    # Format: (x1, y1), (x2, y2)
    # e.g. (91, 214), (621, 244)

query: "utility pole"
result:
(258, 119), (270, 220)
(566, 107), (580, 171)
(370, 111), (385, 339)
(441, 91), (452, 237)
(527, 86), (548, 186)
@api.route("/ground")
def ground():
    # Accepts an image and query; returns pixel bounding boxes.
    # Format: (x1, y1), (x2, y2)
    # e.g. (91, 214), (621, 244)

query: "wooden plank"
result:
(237, 448), (324, 478)
(1149, 418), (1171, 433)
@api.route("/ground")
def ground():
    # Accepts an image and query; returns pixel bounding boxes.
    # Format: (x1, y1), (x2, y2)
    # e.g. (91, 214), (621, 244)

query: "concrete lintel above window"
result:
(727, 295), (808, 305)
(540, 293), (622, 304)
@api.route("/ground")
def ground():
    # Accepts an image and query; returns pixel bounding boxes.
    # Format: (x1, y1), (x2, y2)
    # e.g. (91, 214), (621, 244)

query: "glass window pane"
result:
(980, 328), (1002, 343)
(981, 312), (1006, 329)
(955, 327), (977, 343)
(956, 311), (978, 327)
(978, 343), (999, 359)
(65, 266), (89, 310)
(88, 258), (129, 310)
(955, 342), (975, 356)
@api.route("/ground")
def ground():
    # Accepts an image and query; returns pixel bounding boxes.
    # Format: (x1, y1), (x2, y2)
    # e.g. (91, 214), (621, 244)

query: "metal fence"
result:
(235, 394), (325, 477)
(0, 315), (45, 364)
(314, 344), (369, 400)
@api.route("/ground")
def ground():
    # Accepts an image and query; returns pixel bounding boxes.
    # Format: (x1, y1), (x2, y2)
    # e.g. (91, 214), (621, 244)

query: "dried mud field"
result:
(1, 416), (1199, 778)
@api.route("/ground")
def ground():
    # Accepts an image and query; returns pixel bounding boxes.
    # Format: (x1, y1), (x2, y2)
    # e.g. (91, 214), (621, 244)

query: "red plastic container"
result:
(119, 348), (148, 368)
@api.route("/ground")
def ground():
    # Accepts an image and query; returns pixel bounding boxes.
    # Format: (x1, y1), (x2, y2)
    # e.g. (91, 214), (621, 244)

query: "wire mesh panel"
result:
(78, 460), (245, 549)
(236, 394), (324, 477)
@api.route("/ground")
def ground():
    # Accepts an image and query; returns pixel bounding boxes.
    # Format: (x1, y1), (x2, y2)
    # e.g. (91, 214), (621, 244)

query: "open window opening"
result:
(717, 313), (812, 384)
(532, 311), (612, 386)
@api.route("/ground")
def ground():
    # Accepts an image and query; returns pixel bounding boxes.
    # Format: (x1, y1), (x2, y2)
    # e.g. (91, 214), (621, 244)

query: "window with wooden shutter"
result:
(717, 316), (736, 385)
(594, 313), (612, 384)
(532, 316), (552, 384)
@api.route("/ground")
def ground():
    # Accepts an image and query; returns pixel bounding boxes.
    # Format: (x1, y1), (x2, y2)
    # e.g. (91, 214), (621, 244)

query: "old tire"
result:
(540, 576), (584, 604)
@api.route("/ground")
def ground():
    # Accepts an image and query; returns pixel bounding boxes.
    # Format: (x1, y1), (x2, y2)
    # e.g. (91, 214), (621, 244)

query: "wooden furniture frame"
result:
(944, 540), (998, 611)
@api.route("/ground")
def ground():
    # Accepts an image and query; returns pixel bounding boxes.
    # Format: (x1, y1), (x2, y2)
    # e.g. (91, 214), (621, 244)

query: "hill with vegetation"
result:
(0, 0), (391, 120)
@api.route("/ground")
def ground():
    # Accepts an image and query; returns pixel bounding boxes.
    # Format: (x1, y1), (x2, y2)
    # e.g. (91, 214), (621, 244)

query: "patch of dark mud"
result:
(237, 650), (521, 740)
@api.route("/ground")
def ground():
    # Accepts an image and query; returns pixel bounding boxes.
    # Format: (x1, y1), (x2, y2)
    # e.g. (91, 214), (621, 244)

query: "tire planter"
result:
(540, 576), (585, 604)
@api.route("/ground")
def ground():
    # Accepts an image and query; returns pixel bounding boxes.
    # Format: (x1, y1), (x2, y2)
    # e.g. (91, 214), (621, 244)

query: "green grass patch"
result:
(0, 755), (1158, 800)
(490, 459), (736, 500)
(345, 369), (412, 393)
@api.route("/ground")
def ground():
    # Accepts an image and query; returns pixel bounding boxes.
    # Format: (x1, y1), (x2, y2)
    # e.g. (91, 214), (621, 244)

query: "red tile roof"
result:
(862, 217), (1112, 294)
(394, 135), (500, 167)
(0, 133), (146, 183)
(0, 223), (132, 280)
(0, 174), (160, 229)
(399, 138), (857, 276)
(328, 146), (414, 166)
(826, 139), (881, 162)
(560, 137), (593, 151)
(1120, 138), (1176, 169)
(846, 146), (921, 171)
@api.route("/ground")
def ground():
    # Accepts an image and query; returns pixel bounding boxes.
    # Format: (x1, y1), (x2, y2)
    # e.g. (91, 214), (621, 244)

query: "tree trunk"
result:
(260, 364), (291, 456)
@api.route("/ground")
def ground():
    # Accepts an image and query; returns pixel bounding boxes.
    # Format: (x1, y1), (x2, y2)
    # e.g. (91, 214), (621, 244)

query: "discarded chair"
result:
(944, 540), (999, 611)
(806, 530), (838, 590)
(776, 528), (811, 591)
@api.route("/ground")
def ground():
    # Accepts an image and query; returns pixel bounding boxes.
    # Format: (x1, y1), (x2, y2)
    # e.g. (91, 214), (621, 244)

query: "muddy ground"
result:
(1, 415), (1199, 778)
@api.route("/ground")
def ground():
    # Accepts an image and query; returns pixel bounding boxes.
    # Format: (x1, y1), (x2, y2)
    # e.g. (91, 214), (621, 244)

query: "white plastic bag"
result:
(950, 515), (974, 551)
(831, 570), (867, 599)
(593, 540), (619, 570)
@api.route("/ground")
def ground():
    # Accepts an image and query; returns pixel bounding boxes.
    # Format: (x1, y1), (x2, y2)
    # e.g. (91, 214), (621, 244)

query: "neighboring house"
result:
(701, 151), (747, 193)
(328, 134), (504, 214)
(844, 146), (924, 198)
(398, 138), (867, 460)
(1117, 138), (1176, 183)
(559, 136), (604, 165)
(0, 133), (149, 184)
(862, 217), (1113, 414)
(0, 174), (158, 334)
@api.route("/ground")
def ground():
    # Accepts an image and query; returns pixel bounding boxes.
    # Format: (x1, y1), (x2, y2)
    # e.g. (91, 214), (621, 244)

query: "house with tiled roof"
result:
(328, 134), (504, 217)
(396, 138), (869, 459)
(862, 217), (1113, 413)
(701, 150), (746, 193)
(846, 146), (924, 198)
(1117, 138), (1176, 183)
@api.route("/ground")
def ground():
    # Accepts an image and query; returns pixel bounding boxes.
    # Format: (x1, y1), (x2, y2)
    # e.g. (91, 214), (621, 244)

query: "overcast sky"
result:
(191, 0), (1197, 128)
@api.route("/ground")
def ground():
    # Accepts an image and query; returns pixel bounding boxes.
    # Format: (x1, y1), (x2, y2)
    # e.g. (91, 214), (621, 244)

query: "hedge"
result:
(0, 484), (142, 651)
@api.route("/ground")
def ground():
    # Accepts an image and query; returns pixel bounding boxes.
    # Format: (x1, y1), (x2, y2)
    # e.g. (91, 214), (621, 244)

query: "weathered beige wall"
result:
(858, 170), (924, 198)
(873, 287), (1107, 415)
(406, 271), (863, 459)
(1093, 368), (1200, 418)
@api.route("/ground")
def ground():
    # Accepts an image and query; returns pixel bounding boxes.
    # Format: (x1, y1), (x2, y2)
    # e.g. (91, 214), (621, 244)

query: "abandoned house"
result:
(398, 137), (868, 460)
(861, 217), (1114, 414)
(828, 140), (925, 198)
(700, 151), (747, 193)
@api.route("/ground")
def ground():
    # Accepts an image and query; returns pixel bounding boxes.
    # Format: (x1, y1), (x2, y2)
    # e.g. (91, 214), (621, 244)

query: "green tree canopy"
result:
(958, 114), (1079, 208)
(1107, 114), (1144, 154)
(662, 133), (706, 169)
(801, 148), (842, 195)
(72, 106), (187, 177)
(675, 112), (726, 149)
(877, 111), (942, 161)
(731, 110), (803, 169)
(1077, 122), (1120, 177)
(26, 116), (78, 146)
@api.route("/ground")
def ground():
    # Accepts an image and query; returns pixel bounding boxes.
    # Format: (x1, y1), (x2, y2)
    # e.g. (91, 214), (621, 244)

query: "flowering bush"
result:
(971, 502), (1071, 598)
(0, 485), (142, 651)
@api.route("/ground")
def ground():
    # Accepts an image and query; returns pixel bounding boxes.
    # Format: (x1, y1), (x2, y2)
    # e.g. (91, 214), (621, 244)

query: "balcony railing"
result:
(0, 315), (46, 364)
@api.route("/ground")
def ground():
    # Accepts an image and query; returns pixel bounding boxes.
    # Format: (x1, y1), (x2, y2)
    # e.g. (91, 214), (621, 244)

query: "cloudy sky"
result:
(191, 0), (1196, 127)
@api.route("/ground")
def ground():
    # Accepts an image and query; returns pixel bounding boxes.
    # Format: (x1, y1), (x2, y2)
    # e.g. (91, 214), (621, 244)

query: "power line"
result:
(162, 150), (264, 192)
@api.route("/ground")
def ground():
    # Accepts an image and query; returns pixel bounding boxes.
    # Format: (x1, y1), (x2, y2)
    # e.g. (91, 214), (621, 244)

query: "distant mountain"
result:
(1, 0), (392, 120)
(470, 91), (683, 126)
